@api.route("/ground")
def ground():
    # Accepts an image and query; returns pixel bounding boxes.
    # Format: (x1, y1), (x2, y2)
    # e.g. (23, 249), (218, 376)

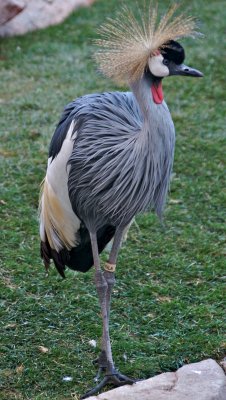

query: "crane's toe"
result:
(110, 371), (134, 383)
(93, 351), (134, 385)
(81, 371), (135, 399)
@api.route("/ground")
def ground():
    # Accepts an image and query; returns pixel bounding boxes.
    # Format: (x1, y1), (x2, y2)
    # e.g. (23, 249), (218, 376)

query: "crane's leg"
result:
(95, 227), (134, 382)
(93, 269), (115, 382)
(82, 229), (134, 399)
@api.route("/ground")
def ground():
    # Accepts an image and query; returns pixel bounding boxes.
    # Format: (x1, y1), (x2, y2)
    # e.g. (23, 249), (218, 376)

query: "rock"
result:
(0, 0), (25, 26)
(0, 0), (96, 37)
(87, 359), (226, 400)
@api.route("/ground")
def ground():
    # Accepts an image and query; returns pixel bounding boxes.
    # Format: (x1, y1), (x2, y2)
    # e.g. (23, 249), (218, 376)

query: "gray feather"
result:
(68, 73), (175, 232)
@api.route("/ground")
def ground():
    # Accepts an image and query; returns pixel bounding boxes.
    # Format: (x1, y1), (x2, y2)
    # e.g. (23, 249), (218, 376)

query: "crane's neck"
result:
(130, 71), (164, 125)
(128, 72), (175, 220)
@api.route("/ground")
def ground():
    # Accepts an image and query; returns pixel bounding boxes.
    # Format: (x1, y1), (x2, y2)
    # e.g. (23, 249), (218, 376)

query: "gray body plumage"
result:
(67, 73), (175, 232)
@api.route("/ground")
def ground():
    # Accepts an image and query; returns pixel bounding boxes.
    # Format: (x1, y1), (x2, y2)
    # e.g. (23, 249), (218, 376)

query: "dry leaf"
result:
(147, 312), (155, 318)
(0, 150), (16, 157)
(169, 199), (182, 204)
(157, 296), (172, 303)
(38, 345), (49, 353)
(5, 323), (17, 329)
(71, 391), (79, 399)
(2, 369), (14, 377)
(16, 364), (24, 374)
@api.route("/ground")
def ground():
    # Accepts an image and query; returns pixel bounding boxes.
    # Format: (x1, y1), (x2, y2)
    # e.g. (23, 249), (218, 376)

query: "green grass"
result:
(0, 0), (225, 399)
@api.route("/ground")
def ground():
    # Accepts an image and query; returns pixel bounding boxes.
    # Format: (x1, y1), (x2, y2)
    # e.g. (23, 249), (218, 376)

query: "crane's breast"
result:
(67, 92), (175, 228)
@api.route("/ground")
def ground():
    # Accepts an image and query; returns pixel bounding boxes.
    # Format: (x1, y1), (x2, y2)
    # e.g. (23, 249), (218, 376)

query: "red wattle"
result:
(151, 82), (164, 104)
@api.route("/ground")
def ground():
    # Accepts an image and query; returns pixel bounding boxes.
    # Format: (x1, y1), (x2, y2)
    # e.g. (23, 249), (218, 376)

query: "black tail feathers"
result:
(40, 240), (66, 278)
(40, 225), (115, 277)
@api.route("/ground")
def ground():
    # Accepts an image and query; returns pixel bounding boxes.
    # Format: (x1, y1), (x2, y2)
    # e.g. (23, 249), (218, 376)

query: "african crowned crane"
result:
(39, 4), (203, 397)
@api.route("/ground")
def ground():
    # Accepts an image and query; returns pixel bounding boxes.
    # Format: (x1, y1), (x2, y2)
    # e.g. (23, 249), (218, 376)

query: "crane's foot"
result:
(93, 351), (134, 383)
(81, 369), (135, 399)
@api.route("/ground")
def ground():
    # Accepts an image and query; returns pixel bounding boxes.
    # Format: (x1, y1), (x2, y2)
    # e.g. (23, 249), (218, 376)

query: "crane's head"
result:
(148, 40), (203, 79)
(147, 39), (203, 103)
(95, 3), (203, 88)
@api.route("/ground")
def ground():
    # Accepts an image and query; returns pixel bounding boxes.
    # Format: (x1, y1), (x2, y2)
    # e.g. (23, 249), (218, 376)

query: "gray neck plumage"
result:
(129, 71), (162, 126)
(129, 72), (175, 219)
(128, 72), (175, 219)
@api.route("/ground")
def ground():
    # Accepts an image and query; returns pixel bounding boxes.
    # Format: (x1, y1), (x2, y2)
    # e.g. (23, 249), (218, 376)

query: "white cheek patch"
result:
(148, 54), (169, 78)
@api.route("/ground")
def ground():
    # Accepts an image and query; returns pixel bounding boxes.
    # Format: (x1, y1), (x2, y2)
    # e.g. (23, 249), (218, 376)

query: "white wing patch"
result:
(39, 121), (81, 251)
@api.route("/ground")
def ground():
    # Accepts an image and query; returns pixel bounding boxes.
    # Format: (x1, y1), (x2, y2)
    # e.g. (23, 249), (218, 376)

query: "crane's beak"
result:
(170, 63), (203, 77)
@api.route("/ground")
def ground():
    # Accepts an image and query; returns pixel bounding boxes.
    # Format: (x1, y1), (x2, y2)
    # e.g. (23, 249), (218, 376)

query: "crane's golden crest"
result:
(94, 3), (198, 84)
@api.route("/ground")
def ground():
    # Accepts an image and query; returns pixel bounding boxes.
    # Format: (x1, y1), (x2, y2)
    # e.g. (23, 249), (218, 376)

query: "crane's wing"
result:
(39, 92), (141, 277)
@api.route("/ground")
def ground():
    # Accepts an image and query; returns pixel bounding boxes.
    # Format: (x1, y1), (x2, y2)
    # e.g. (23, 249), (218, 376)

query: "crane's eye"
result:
(163, 59), (169, 66)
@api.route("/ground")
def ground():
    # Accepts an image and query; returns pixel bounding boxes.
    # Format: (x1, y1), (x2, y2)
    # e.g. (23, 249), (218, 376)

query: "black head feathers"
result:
(162, 40), (185, 65)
